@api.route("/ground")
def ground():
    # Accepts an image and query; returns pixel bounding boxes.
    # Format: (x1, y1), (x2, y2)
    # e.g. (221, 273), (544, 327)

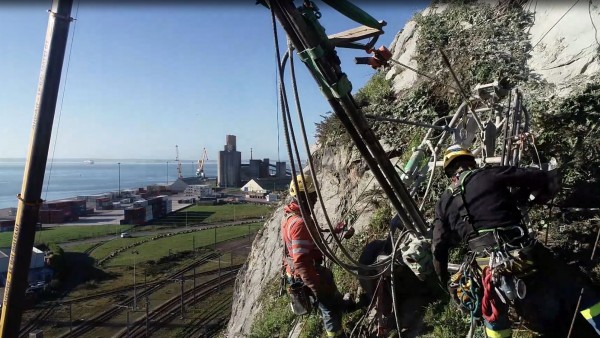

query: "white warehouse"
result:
(184, 184), (214, 198)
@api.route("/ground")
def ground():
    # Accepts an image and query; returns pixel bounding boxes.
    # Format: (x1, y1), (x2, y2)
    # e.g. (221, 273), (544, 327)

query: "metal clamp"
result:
(48, 10), (74, 22)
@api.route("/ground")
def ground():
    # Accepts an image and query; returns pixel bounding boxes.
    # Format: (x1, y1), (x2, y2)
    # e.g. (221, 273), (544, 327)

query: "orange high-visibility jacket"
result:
(281, 201), (322, 291)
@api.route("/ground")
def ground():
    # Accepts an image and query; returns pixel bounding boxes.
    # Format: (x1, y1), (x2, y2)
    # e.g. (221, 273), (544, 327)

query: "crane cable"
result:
(44, 0), (80, 201)
(40, 0), (80, 244)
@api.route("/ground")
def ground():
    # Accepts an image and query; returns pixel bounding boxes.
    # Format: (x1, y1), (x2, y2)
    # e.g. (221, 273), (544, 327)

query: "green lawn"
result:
(156, 204), (273, 226)
(0, 224), (133, 248)
(101, 223), (262, 267)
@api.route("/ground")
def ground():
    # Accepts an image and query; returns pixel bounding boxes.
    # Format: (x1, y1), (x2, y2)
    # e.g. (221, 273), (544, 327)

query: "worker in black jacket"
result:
(432, 145), (600, 337)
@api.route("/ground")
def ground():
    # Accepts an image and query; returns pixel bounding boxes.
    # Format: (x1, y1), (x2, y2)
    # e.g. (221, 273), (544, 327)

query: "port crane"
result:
(175, 145), (183, 179)
(196, 147), (209, 179)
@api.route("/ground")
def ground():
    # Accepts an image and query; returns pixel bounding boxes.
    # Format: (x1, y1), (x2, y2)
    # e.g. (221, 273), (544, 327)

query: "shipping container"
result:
(133, 200), (148, 208)
(39, 209), (65, 224)
(124, 207), (145, 221)
(145, 206), (153, 222)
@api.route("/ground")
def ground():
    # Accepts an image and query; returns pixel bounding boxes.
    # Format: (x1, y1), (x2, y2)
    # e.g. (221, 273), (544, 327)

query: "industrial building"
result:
(169, 177), (209, 193)
(218, 135), (242, 187)
(184, 184), (214, 199)
(217, 134), (289, 188)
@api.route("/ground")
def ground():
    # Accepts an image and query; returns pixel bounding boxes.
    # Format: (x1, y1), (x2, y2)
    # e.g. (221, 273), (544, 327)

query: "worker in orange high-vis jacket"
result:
(282, 174), (356, 338)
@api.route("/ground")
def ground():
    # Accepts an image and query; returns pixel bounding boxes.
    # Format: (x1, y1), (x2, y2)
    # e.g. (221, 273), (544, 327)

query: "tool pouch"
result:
(288, 281), (312, 315)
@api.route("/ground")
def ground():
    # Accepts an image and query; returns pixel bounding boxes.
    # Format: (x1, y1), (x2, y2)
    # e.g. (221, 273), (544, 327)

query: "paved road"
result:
(58, 218), (264, 249)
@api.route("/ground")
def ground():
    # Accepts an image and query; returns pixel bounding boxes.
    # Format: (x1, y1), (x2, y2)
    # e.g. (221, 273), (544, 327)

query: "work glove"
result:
(531, 169), (562, 204)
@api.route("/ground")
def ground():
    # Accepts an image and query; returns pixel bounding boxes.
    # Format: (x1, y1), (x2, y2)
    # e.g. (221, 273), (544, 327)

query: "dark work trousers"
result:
(315, 265), (347, 338)
(512, 242), (600, 337)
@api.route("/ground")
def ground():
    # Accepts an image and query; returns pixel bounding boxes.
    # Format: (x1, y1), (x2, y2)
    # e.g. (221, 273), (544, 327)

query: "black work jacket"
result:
(431, 166), (550, 284)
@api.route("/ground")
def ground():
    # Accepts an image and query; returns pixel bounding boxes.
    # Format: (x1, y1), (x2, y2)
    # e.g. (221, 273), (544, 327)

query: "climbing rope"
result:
(481, 266), (501, 324)
(419, 140), (436, 211)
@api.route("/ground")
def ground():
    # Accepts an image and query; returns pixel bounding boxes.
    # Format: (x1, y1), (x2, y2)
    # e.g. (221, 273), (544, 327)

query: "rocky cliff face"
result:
(387, 0), (600, 97)
(226, 1), (600, 336)
(226, 145), (379, 336)
(527, 1), (600, 96)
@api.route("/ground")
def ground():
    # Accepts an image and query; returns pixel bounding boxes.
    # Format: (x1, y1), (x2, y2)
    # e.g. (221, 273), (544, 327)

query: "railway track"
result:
(61, 264), (242, 305)
(122, 270), (238, 338)
(180, 292), (232, 338)
(21, 238), (250, 337)
(19, 241), (109, 336)
(59, 251), (221, 338)
(18, 303), (61, 338)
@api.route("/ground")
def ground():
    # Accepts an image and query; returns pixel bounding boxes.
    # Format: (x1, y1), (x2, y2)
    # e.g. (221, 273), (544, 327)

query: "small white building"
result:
(0, 247), (50, 285)
(241, 179), (267, 194)
(184, 184), (214, 198)
(241, 177), (290, 194)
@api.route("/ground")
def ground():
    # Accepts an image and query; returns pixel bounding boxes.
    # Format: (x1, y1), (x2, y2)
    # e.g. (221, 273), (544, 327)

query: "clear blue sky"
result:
(0, 1), (427, 162)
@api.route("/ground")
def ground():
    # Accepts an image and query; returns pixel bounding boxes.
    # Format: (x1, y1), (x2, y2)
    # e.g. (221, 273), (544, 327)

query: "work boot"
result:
(343, 292), (358, 313)
(356, 286), (370, 309)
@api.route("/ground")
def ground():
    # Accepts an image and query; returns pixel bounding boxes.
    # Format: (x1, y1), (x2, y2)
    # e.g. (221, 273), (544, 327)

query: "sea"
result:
(0, 159), (218, 209)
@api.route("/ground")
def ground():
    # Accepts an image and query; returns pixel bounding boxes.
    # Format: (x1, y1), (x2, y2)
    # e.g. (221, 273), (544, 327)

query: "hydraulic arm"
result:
(266, 0), (427, 236)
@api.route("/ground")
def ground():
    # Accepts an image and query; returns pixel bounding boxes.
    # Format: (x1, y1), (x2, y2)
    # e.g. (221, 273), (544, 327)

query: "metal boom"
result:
(0, 0), (74, 336)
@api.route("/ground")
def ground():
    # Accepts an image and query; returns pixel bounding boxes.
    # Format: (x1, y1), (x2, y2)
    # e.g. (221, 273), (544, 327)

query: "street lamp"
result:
(166, 161), (169, 185)
(132, 250), (139, 310)
(118, 162), (121, 198)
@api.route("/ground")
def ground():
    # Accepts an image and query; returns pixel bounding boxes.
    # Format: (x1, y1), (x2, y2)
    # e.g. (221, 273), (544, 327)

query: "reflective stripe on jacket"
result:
(281, 201), (322, 290)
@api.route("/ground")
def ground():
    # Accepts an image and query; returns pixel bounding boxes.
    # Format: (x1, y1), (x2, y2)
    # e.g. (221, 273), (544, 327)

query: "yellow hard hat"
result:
(443, 145), (474, 170)
(289, 174), (316, 198)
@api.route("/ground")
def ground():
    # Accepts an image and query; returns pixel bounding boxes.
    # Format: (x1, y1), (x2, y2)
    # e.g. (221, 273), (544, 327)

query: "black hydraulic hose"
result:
(338, 95), (428, 234)
(271, 4), (389, 277)
(269, 0), (424, 235)
(365, 114), (456, 132)
(508, 89), (521, 167)
(288, 49), (391, 271)
(328, 98), (416, 231)
(501, 89), (512, 166)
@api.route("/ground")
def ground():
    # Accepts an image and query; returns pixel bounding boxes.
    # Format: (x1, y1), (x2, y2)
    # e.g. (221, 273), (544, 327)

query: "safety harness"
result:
(448, 168), (537, 336)
(281, 212), (315, 316)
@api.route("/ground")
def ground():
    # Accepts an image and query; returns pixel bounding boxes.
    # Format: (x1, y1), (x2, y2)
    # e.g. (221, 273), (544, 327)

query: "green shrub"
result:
(298, 313), (323, 338)
(422, 300), (471, 338)
(249, 278), (296, 338)
(528, 81), (600, 208)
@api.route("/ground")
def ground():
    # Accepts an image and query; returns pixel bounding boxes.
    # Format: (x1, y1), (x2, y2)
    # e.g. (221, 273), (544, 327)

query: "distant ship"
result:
(83, 160), (94, 165)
